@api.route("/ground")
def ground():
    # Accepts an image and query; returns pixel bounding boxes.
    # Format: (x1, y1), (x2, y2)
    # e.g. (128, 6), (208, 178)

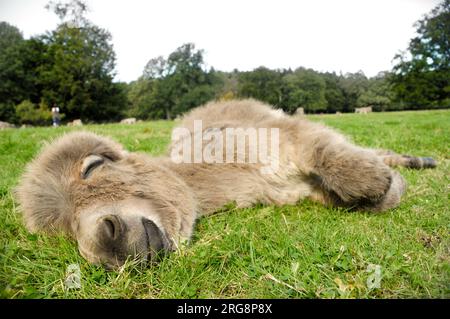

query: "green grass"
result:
(0, 110), (449, 299)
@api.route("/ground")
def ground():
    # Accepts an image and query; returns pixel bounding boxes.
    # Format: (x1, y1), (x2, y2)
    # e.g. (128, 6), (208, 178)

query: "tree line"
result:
(0, 0), (448, 125)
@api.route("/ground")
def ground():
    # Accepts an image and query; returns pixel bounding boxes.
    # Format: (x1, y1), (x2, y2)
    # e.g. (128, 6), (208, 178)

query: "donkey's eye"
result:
(81, 155), (104, 179)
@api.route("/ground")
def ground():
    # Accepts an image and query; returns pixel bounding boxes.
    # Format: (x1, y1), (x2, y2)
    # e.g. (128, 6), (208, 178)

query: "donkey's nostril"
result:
(101, 215), (122, 240)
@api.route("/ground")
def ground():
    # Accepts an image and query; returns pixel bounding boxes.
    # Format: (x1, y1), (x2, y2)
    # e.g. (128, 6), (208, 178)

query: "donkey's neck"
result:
(162, 159), (265, 217)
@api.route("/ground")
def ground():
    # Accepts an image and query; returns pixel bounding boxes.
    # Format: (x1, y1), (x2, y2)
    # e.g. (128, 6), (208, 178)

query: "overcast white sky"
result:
(0, 0), (441, 82)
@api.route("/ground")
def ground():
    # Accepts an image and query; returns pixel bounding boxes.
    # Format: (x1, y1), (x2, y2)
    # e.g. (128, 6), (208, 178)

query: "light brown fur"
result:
(15, 99), (436, 268)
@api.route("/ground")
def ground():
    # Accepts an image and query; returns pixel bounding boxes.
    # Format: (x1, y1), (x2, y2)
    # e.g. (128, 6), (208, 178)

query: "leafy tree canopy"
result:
(391, 0), (450, 108)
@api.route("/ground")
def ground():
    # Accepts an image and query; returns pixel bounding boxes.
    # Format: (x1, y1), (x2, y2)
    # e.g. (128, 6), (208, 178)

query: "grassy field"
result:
(0, 110), (449, 299)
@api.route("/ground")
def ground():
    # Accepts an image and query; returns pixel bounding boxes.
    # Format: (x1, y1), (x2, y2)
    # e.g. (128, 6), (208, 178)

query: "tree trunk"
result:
(165, 108), (171, 120)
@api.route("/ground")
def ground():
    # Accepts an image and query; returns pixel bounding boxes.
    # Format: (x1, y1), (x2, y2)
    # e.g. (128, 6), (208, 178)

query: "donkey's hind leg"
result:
(302, 136), (407, 211)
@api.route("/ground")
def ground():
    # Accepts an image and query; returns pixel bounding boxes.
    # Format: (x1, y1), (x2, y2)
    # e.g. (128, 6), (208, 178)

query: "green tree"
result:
(139, 43), (217, 119)
(0, 23), (49, 123)
(238, 67), (283, 106)
(357, 72), (393, 111)
(39, 0), (126, 122)
(46, 0), (89, 27)
(126, 78), (165, 119)
(391, 0), (450, 108)
(0, 21), (23, 56)
(282, 68), (327, 113)
(0, 22), (24, 122)
(15, 100), (52, 125)
(214, 69), (239, 100)
(338, 71), (369, 112)
(322, 72), (346, 113)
